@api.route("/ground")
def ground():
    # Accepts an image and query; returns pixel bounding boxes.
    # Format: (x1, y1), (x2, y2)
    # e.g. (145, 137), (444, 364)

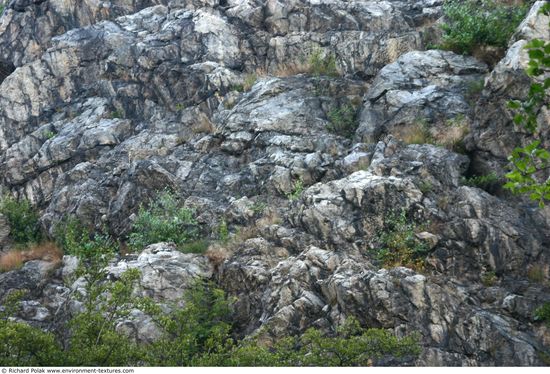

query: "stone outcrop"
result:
(0, 0), (549, 367)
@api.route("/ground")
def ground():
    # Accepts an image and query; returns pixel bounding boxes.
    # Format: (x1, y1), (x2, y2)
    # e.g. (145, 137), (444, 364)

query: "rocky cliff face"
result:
(0, 0), (549, 366)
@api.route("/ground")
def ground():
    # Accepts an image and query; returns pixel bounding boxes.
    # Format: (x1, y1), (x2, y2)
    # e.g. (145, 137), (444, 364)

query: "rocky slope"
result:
(0, 0), (549, 366)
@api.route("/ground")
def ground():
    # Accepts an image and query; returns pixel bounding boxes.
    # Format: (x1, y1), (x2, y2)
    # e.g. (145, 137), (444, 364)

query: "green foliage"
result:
(308, 49), (338, 77)
(180, 239), (210, 254)
(141, 280), (234, 366)
(128, 190), (200, 251)
(65, 268), (144, 366)
(201, 317), (421, 366)
(327, 103), (358, 139)
(418, 181), (433, 194)
(0, 275), (422, 366)
(534, 302), (550, 327)
(505, 3), (550, 207)
(110, 109), (124, 119)
(250, 201), (267, 215)
(373, 210), (430, 271)
(481, 270), (498, 287)
(0, 195), (42, 246)
(461, 172), (500, 192)
(218, 219), (229, 243)
(439, 0), (529, 55)
(54, 216), (116, 262)
(0, 291), (62, 366)
(286, 178), (304, 201)
(43, 130), (56, 140)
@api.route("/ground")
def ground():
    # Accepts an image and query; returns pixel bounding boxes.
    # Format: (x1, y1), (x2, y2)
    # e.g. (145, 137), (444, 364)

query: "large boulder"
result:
(355, 50), (488, 143)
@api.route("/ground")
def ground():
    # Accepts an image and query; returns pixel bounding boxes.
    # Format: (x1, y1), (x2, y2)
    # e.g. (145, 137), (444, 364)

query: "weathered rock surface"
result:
(0, 0), (549, 367)
(356, 50), (488, 143)
(467, 1), (550, 177)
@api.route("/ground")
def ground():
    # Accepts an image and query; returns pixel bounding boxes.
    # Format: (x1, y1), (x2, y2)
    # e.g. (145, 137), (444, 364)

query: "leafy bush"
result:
(327, 104), (358, 139)
(54, 216), (116, 258)
(0, 291), (62, 366)
(0, 195), (42, 246)
(128, 190), (200, 251)
(0, 274), (422, 366)
(200, 316), (421, 366)
(439, 0), (529, 55)
(505, 3), (550, 207)
(373, 210), (430, 271)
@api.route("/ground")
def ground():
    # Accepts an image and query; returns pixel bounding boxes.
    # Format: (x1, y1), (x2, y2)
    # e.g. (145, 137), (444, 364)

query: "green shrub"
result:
(198, 316), (421, 366)
(535, 302), (550, 327)
(439, 0), (529, 55)
(0, 274), (422, 366)
(54, 216), (116, 259)
(0, 195), (42, 246)
(327, 104), (358, 139)
(128, 190), (199, 252)
(373, 210), (430, 271)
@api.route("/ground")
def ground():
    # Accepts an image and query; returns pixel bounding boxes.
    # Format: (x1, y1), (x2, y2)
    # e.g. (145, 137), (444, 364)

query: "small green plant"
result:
(250, 201), (267, 215)
(373, 210), (430, 271)
(110, 109), (124, 119)
(128, 190), (199, 251)
(175, 103), (185, 111)
(218, 218), (229, 243)
(43, 130), (56, 140)
(439, 0), (529, 55)
(286, 178), (304, 201)
(327, 104), (358, 139)
(534, 302), (550, 327)
(243, 73), (257, 91)
(481, 270), (498, 287)
(0, 195), (42, 246)
(308, 49), (338, 77)
(230, 84), (244, 93)
(418, 181), (433, 194)
(461, 172), (500, 192)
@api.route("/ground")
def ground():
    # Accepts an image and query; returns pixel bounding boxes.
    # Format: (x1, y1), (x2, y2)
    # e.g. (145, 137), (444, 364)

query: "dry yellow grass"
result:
(0, 250), (24, 272)
(0, 242), (63, 272)
(392, 122), (431, 145)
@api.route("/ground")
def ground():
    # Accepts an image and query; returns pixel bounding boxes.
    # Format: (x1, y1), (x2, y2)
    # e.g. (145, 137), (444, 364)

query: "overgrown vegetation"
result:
(327, 103), (359, 139)
(373, 210), (430, 271)
(128, 190), (200, 252)
(0, 195), (42, 246)
(0, 247), (422, 366)
(505, 3), (550, 207)
(439, 0), (530, 55)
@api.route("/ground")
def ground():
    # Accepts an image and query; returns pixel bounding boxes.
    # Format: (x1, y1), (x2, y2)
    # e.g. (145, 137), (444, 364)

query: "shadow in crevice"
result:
(0, 61), (15, 84)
